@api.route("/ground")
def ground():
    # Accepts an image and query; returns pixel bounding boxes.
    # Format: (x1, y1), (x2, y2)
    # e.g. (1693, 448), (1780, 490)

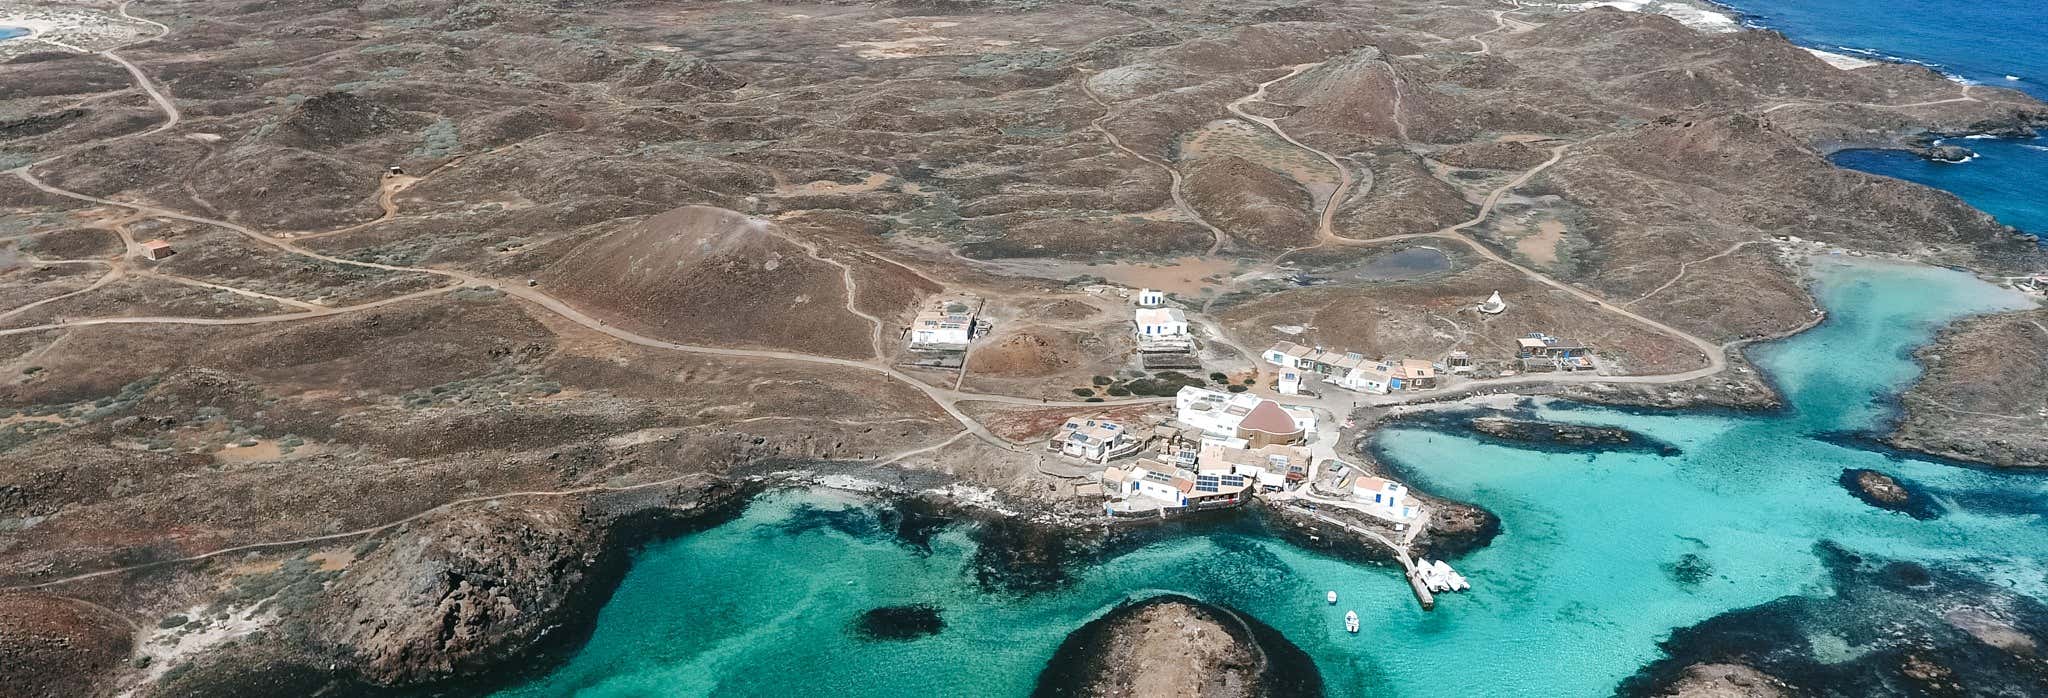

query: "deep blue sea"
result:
(1833, 140), (2048, 236)
(1711, 0), (2043, 96)
(1714, 0), (2048, 238)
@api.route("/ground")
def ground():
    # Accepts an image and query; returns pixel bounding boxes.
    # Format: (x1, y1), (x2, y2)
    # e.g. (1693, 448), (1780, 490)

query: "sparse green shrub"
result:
(1091, 376), (1112, 386)
(1084, 397), (1104, 403)
(1226, 384), (1248, 393)
(158, 614), (190, 629)
(1106, 386), (1130, 397)
(412, 118), (459, 158)
(1071, 388), (1095, 397)
(1208, 372), (1228, 383)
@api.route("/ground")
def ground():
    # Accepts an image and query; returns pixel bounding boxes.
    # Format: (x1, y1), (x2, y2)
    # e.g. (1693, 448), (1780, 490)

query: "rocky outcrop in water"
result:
(1838, 469), (1940, 520)
(1468, 416), (1679, 455)
(1653, 663), (1792, 697)
(1033, 595), (1322, 698)
(1619, 543), (2048, 697)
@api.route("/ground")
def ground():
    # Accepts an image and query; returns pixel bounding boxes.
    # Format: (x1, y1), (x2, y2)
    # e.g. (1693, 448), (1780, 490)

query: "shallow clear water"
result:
(0, 27), (28, 42)
(499, 257), (2045, 697)
(1832, 140), (2048, 237)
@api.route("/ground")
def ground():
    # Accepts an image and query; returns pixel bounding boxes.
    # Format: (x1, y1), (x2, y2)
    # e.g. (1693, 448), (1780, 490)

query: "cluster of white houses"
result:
(1062, 386), (1419, 524)
(1261, 342), (1440, 396)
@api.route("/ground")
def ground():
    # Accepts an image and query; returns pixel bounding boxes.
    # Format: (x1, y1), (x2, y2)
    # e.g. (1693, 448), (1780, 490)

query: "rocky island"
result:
(1033, 595), (1321, 698)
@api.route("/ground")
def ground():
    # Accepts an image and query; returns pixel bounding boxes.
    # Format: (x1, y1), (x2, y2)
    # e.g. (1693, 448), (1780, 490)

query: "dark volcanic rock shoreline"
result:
(152, 477), (765, 698)
(1618, 542), (2048, 697)
(1379, 407), (1682, 457)
(1032, 594), (1323, 698)
(1838, 468), (1941, 520)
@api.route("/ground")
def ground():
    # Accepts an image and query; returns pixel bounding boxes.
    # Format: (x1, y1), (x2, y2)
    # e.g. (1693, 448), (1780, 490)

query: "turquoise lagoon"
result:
(500, 257), (2046, 697)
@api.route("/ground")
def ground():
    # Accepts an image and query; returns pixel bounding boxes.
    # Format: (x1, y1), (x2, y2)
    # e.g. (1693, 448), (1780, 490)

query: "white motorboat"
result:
(1344, 610), (1360, 633)
(1327, 590), (1338, 605)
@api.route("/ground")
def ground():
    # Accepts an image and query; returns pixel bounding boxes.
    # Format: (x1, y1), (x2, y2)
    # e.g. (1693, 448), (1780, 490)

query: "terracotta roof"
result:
(1356, 476), (1399, 492)
(1237, 399), (1299, 435)
(141, 239), (173, 249)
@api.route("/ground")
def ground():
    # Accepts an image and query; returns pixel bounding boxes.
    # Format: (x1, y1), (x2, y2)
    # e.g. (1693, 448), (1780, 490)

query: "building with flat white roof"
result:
(1048, 416), (1144, 463)
(1133, 307), (1188, 338)
(1174, 386), (1310, 446)
(909, 296), (980, 348)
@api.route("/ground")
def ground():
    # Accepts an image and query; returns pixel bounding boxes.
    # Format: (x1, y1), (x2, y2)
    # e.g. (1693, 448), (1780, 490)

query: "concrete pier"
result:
(1294, 506), (1435, 610)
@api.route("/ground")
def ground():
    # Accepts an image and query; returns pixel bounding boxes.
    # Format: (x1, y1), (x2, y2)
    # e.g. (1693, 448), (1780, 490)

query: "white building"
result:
(1261, 341), (1430, 394)
(1103, 460), (1187, 508)
(1175, 386), (1264, 438)
(1197, 440), (1313, 490)
(1133, 307), (1189, 339)
(1101, 458), (1254, 512)
(1048, 416), (1144, 463)
(1174, 386), (1312, 446)
(1351, 476), (1419, 522)
(1276, 370), (1306, 395)
(1136, 288), (1166, 307)
(909, 297), (979, 348)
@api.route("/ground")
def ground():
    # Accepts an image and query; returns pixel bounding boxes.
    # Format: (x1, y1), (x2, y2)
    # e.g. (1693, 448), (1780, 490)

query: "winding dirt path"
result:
(1625, 240), (1767, 306)
(1079, 75), (1229, 255)
(1226, 63), (1357, 247)
(0, 5), (1824, 595)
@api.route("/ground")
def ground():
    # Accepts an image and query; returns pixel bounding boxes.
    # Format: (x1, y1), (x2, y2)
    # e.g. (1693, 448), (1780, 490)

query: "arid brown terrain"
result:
(1, 0), (2045, 695)
(1890, 306), (2048, 467)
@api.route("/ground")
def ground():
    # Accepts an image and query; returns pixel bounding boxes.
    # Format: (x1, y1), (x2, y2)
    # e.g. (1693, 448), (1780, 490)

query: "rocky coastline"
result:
(1618, 543), (2048, 697)
(1885, 306), (2048, 469)
(146, 476), (763, 697)
(1031, 594), (1323, 698)
(1376, 407), (1681, 457)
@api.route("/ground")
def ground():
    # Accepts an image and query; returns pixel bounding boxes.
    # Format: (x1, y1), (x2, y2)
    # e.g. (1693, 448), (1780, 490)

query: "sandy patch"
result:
(133, 604), (279, 688)
(776, 172), (894, 196)
(0, 7), (155, 56)
(1803, 47), (1878, 70)
(840, 17), (1017, 59)
(306, 549), (355, 571)
(214, 439), (283, 463)
(1516, 219), (1566, 267)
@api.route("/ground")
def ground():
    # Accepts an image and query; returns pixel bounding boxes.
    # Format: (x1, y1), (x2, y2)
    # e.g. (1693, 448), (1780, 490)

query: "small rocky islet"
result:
(1033, 595), (1323, 698)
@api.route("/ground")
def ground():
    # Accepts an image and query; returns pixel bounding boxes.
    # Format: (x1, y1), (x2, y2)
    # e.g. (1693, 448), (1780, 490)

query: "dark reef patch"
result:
(771, 492), (963, 554)
(1665, 552), (1717, 586)
(853, 605), (944, 641)
(1618, 542), (2048, 697)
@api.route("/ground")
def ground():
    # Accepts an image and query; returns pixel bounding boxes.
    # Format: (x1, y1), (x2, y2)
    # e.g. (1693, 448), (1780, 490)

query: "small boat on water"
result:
(1344, 611), (1360, 634)
(1327, 590), (1338, 605)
